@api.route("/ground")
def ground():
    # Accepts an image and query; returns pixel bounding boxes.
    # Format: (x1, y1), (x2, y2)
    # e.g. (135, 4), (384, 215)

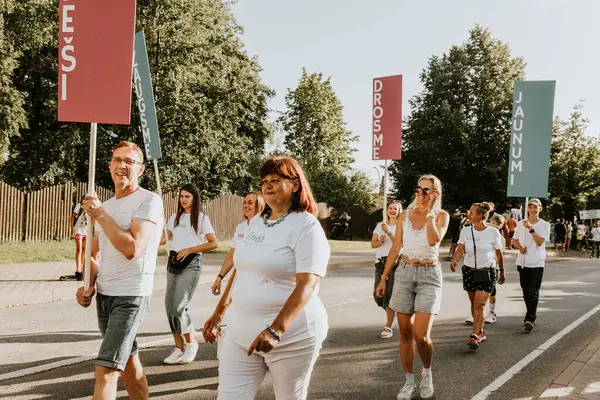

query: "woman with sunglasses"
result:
(450, 203), (505, 351)
(376, 175), (449, 400)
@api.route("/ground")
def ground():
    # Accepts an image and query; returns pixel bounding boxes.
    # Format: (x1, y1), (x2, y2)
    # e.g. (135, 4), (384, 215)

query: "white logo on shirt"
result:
(246, 232), (265, 243)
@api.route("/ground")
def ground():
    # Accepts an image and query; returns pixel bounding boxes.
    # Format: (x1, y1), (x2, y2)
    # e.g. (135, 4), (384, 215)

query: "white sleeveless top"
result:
(402, 209), (440, 262)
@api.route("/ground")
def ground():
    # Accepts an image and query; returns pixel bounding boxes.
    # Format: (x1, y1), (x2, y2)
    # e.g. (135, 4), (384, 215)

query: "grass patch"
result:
(1, 239), (375, 264)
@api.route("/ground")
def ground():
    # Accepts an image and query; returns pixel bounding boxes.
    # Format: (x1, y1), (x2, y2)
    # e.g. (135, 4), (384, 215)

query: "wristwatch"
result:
(529, 229), (535, 234)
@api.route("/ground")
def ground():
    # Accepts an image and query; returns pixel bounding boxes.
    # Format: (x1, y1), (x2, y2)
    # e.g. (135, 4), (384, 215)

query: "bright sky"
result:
(232, 0), (600, 184)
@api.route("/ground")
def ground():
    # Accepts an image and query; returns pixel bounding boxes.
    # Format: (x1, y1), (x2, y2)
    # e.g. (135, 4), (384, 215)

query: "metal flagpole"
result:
(383, 160), (389, 224)
(83, 122), (97, 291)
(153, 159), (170, 253)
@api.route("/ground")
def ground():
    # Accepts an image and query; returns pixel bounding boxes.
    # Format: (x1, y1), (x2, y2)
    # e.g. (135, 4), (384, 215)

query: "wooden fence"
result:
(0, 182), (244, 243)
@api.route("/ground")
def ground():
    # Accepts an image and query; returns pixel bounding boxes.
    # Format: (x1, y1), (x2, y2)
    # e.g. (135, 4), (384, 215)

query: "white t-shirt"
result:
(373, 222), (397, 260)
(167, 212), (215, 253)
(228, 212), (330, 349)
(231, 220), (250, 249)
(577, 224), (587, 240)
(458, 226), (503, 269)
(591, 226), (600, 241)
(72, 203), (88, 235)
(95, 188), (163, 296)
(515, 219), (551, 268)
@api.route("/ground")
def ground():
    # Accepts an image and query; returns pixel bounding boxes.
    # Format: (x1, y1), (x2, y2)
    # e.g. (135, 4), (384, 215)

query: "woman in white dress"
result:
(375, 175), (449, 400)
(211, 191), (265, 296)
(203, 156), (330, 400)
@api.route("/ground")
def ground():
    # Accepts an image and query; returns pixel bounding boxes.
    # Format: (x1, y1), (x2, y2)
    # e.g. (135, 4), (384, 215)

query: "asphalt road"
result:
(1, 254), (599, 399)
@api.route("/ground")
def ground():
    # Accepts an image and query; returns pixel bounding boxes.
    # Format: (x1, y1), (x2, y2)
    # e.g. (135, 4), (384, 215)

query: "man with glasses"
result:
(76, 141), (163, 399)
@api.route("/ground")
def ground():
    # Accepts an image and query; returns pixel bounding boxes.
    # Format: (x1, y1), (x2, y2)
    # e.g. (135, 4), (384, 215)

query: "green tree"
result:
(279, 69), (357, 173)
(547, 105), (600, 220)
(308, 168), (374, 211)
(1, 0), (273, 199)
(390, 25), (526, 212)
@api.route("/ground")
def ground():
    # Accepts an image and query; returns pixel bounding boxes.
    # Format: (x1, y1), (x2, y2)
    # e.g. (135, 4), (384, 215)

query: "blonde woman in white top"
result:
(376, 175), (449, 400)
(371, 201), (401, 339)
(211, 191), (265, 296)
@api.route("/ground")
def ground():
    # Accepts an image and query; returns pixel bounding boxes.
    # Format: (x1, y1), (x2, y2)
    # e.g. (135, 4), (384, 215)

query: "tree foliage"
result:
(547, 105), (600, 220)
(1, 0), (273, 199)
(308, 169), (374, 211)
(390, 25), (526, 212)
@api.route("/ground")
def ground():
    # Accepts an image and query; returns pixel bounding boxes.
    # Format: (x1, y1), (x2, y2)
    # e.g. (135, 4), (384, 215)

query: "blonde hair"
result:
(387, 200), (402, 220)
(472, 202), (494, 220)
(489, 213), (505, 229)
(113, 141), (144, 163)
(407, 175), (443, 212)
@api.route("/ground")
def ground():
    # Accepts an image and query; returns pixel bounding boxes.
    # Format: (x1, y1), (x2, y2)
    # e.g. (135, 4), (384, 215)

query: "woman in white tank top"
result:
(375, 175), (449, 400)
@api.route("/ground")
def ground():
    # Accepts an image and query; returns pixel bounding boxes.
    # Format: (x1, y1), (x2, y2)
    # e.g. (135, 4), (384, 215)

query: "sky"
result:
(232, 0), (600, 185)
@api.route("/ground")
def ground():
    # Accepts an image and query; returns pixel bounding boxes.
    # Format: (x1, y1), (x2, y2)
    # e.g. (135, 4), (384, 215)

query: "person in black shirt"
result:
(448, 210), (465, 259)
(553, 219), (566, 252)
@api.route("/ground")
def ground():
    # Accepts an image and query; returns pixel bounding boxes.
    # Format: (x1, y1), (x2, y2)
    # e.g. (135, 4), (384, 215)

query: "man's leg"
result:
(518, 266), (533, 322)
(528, 268), (544, 323)
(121, 354), (149, 400)
(93, 366), (120, 400)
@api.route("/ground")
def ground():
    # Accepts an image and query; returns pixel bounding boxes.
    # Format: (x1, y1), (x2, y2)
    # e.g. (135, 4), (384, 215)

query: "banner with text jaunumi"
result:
(506, 80), (555, 198)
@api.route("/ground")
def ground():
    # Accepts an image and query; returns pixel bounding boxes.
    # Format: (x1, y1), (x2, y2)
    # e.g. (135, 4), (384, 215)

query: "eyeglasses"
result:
(111, 157), (142, 166)
(415, 186), (432, 195)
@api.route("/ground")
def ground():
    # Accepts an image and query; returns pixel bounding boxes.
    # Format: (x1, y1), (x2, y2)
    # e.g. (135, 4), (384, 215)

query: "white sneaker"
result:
(163, 347), (184, 365)
(420, 368), (435, 399)
(465, 314), (473, 325)
(181, 341), (199, 364)
(396, 381), (418, 399)
(485, 312), (497, 324)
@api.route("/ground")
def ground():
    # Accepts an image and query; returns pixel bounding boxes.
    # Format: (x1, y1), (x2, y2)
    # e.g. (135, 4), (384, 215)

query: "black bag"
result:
(167, 250), (195, 272)
(471, 226), (496, 283)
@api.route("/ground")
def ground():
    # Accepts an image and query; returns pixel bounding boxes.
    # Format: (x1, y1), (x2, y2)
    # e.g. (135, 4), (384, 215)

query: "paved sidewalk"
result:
(533, 333), (600, 399)
(0, 251), (375, 308)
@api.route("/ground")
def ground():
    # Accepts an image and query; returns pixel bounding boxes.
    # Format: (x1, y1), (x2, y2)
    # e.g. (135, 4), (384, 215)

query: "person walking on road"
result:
(590, 220), (600, 259)
(203, 157), (330, 400)
(448, 209), (465, 260)
(513, 198), (550, 333)
(566, 221), (574, 251)
(76, 141), (163, 400)
(162, 183), (218, 365)
(371, 200), (401, 339)
(71, 195), (88, 281)
(553, 219), (566, 252)
(507, 214), (517, 250)
(211, 191), (265, 296)
(486, 213), (506, 324)
(375, 175), (449, 400)
(451, 203), (505, 351)
(576, 221), (587, 251)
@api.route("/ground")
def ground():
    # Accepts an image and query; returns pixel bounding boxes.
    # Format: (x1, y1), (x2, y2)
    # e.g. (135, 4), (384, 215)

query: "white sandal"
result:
(380, 327), (393, 339)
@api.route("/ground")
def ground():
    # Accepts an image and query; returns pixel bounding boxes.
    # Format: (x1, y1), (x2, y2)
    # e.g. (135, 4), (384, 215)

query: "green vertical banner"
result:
(506, 80), (555, 198)
(133, 31), (162, 161)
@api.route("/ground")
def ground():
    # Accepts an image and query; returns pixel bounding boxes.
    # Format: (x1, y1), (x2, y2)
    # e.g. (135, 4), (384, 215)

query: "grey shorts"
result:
(388, 260), (443, 315)
(96, 293), (151, 371)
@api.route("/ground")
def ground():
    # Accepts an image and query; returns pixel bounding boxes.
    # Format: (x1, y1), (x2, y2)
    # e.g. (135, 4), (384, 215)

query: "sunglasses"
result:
(415, 186), (433, 195)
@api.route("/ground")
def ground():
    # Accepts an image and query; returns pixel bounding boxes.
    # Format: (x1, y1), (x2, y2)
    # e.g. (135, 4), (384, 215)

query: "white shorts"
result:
(218, 333), (325, 400)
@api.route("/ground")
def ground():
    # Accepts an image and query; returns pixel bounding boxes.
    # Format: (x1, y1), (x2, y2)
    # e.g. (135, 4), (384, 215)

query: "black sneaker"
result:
(75, 271), (83, 281)
(524, 321), (534, 332)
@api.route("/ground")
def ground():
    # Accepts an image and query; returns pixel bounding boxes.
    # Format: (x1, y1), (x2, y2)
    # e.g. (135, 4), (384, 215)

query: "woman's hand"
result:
(375, 279), (386, 297)
(497, 270), (506, 285)
(247, 328), (279, 355)
(211, 276), (222, 296)
(450, 260), (457, 272)
(381, 223), (390, 234)
(176, 248), (192, 261)
(202, 312), (224, 343)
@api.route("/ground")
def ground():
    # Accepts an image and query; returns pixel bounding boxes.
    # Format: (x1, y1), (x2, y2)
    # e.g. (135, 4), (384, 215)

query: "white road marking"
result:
(471, 302), (600, 400)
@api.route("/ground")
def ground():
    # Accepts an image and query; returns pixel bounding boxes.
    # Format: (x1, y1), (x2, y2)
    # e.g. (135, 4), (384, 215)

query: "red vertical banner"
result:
(58, 0), (137, 124)
(372, 75), (402, 160)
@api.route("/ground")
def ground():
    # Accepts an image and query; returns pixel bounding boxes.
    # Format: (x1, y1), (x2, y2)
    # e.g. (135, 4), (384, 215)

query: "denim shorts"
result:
(96, 293), (151, 371)
(388, 260), (443, 315)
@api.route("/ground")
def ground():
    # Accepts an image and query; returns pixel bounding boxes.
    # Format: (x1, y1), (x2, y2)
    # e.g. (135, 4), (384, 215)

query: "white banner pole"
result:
(383, 160), (389, 224)
(525, 197), (529, 220)
(153, 159), (170, 253)
(83, 122), (97, 291)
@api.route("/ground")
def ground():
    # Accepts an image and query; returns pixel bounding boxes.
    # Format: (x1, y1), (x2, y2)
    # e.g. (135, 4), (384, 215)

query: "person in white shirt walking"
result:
(590, 220), (600, 259)
(71, 196), (88, 281)
(203, 157), (330, 400)
(375, 175), (449, 400)
(451, 203), (505, 351)
(371, 201), (401, 339)
(211, 191), (265, 296)
(76, 141), (163, 400)
(162, 183), (218, 365)
(513, 198), (551, 333)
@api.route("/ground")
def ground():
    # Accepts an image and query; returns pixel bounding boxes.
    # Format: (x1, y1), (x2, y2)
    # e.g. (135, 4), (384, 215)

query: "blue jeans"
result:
(165, 254), (202, 334)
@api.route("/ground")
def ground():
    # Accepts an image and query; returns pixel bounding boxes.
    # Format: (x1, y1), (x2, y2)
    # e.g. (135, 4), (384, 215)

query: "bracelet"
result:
(266, 325), (281, 341)
(217, 274), (224, 280)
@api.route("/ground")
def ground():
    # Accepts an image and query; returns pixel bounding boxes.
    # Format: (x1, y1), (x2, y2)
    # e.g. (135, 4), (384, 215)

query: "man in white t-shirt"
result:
(590, 220), (600, 259)
(76, 141), (163, 399)
(513, 198), (551, 333)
